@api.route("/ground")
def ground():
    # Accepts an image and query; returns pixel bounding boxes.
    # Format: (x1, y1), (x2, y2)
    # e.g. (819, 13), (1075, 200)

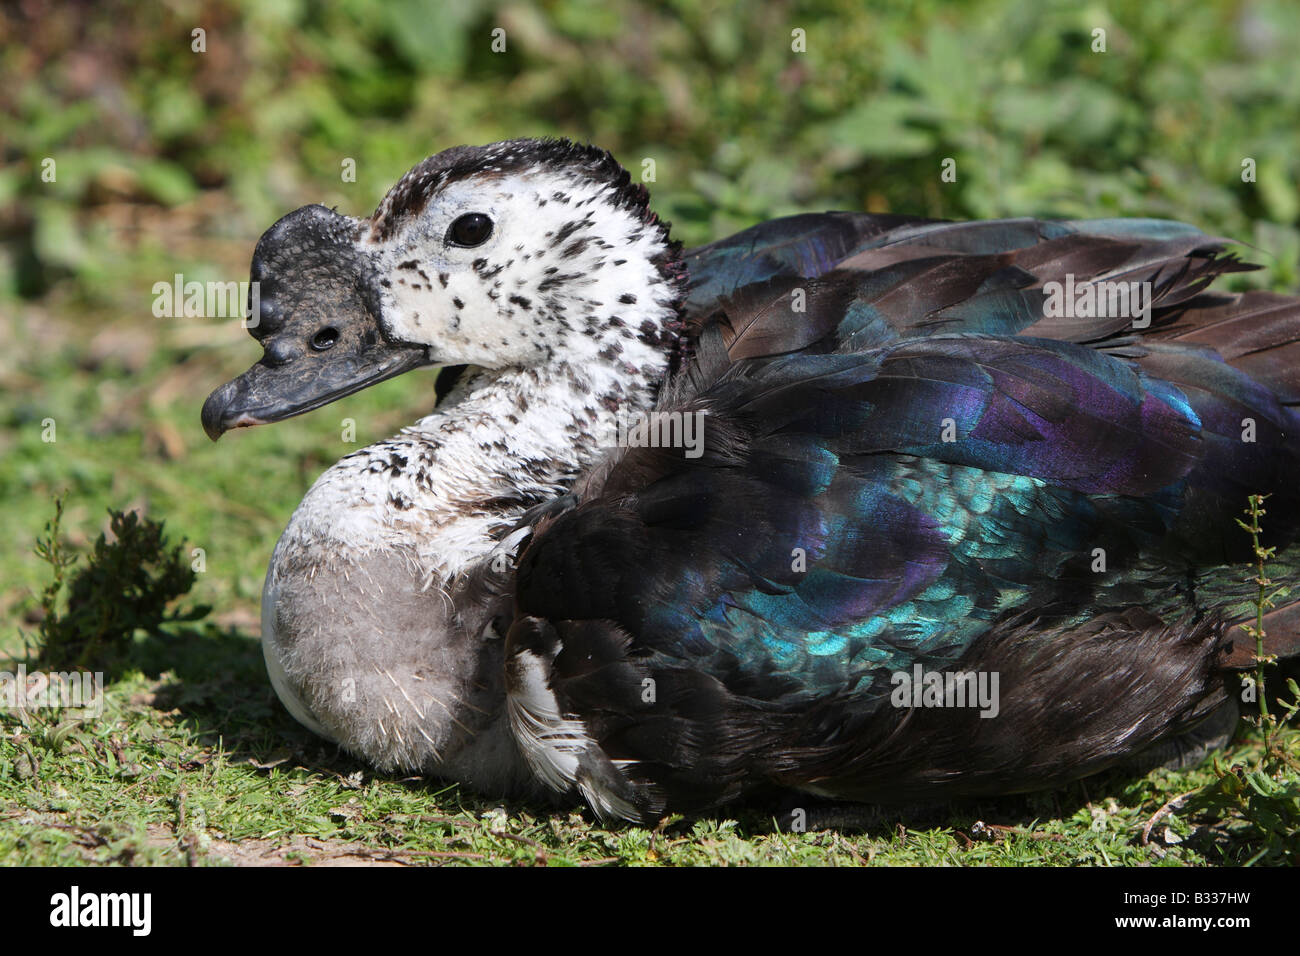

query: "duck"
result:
(202, 138), (1300, 823)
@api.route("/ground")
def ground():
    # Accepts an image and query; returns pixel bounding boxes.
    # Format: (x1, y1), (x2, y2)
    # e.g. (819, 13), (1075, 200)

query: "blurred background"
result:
(3, 0), (1299, 641)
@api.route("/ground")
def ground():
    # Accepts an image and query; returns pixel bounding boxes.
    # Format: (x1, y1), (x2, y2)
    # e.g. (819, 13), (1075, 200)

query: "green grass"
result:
(3, 0), (1300, 864)
(2, 614), (1295, 866)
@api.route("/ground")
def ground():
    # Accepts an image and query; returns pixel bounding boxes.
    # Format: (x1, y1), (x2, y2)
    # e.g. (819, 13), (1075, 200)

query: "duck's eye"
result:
(446, 213), (493, 247)
(311, 327), (339, 351)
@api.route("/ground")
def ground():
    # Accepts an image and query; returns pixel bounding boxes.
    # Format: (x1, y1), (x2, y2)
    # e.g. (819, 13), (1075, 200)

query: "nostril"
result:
(311, 327), (340, 351)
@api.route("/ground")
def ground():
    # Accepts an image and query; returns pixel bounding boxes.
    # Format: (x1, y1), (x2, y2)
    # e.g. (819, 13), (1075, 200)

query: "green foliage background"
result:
(0, 0), (1298, 864)
(5, 0), (1300, 304)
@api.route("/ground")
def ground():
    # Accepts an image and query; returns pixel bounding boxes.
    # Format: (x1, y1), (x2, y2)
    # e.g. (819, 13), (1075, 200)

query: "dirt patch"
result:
(145, 825), (415, 866)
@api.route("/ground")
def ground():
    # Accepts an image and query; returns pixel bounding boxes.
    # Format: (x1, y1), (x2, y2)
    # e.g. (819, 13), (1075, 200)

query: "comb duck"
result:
(203, 138), (1300, 823)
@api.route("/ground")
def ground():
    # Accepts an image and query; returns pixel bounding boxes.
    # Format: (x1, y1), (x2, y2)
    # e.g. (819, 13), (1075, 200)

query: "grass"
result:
(3, 613), (1295, 866)
(3, 0), (1300, 865)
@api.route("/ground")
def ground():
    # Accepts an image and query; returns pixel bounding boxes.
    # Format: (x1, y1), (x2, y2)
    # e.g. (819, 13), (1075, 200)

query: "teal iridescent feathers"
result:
(508, 209), (1300, 820)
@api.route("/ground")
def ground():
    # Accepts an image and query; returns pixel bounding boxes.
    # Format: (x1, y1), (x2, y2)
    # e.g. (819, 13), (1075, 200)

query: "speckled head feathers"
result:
(369, 138), (669, 246)
(203, 138), (692, 438)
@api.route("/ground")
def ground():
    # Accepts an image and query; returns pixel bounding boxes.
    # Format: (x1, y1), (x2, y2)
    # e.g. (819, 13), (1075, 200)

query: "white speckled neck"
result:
(256, 141), (686, 782)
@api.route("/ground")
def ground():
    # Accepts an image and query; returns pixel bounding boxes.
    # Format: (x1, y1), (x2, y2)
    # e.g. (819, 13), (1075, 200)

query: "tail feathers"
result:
(1153, 291), (1300, 405)
(1013, 237), (1247, 341)
(1055, 217), (1211, 242)
(841, 234), (1248, 346)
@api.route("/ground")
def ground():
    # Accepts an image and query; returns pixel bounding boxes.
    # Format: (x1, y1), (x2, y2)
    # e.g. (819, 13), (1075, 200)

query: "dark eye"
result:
(311, 327), (339, 351)
(446, 213), (493, 247)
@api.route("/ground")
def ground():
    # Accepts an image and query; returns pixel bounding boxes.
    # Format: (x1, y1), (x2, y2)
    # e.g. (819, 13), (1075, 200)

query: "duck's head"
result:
(202, 138), (686, 440)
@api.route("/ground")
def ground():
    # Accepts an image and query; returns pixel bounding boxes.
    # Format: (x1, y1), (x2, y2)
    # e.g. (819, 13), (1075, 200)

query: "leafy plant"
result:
(1190, 494), (1300, 864)
(31, 499), (209, 672)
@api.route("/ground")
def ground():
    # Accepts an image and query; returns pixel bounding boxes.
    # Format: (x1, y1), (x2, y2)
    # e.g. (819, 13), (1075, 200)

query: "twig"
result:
(497, 830), (551, 864)
(1140, 789), (1197, 845)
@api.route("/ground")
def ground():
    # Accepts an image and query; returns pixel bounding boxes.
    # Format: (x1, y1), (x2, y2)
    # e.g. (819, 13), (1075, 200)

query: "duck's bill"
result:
(201, 343), (431, 441)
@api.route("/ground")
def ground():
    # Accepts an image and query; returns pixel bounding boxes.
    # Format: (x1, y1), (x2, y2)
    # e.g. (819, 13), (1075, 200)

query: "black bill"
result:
(201, 203), (434, 440)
